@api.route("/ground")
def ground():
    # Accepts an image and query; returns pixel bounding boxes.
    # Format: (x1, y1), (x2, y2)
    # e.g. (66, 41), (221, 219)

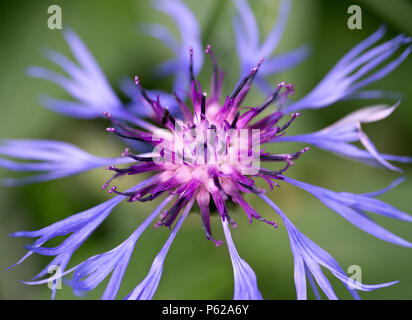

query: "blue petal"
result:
(124, 198), (195, 300)
(289, 228), (307, 300)
(274, 103), (412, 170)
(305, 265), (321, 300)
(232, 0), (260, 59)
(334, 25), (386, 69)
(28, 29), (130, 120)
(257, 0), (291, 59)
(232, 0), (309, 94)
(260, 45), (310, 75)
(69, 195), (174, 300)
(284, 27), (411, 113)
(139, 23), (180, 55)
(259, 194), (398, 299)
(344, 90), (404, 101)
(320, 197), (412, 248)
(29, 251), (74, 299)
(0, 139), (136, 185)
(39, 96), (103, 119)
(281, 176), (412, 245)
(256, 45), (310, 94)
(361, 176), (405, 197)
(147, 0), (204, 92)
(9, 176), (157, 268)
(222, 218), (263, 300)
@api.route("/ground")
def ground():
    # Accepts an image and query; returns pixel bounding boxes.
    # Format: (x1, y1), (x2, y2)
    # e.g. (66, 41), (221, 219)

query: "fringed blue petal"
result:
(144, 0), (203, 93)
(222, 218), (263, 300)
(274, 103), (412, 171)
(260, 45), (310, 75)
(124, 198), (195, 300)
(0, 139), (136, 185)
(232, 0), (260, 59)
(27, 29), (137, 120)
(281, 176), (412, 247)
(68, 195), (173, 300)
(232, 0), (309, 94)
(259, 194), (398, 300)
(305, 265), (321, 300)
(256, 0), (291, 59)
(284, 27), (411, 112)
(9, 176), (157, 271)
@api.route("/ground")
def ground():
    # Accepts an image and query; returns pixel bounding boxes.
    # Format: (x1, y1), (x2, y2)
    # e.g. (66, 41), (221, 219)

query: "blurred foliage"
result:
(0, 0), (411, 300)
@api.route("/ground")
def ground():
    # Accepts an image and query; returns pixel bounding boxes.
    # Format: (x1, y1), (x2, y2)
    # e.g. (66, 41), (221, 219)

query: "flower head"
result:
(5, 0), (412, 300)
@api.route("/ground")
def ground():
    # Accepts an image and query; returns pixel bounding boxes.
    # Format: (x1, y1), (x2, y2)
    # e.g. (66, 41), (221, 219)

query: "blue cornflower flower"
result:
(3, 0), (412, 300)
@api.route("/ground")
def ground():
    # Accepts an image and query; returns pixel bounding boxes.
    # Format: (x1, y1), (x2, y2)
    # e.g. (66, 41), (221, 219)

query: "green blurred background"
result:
(1, 0), (412, 300)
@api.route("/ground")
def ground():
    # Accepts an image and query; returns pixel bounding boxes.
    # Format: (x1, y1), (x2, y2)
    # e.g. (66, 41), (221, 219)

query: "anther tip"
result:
(205, 44), (211, 53)
(134, 76), (141, 86)
(121, 148), (130, 157)
(106, 127), (115, 133)
(215, 240), (224, 247)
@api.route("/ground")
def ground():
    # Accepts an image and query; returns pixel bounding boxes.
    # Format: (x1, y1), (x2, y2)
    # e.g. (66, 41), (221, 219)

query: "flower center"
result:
(101, 45), (308, 236)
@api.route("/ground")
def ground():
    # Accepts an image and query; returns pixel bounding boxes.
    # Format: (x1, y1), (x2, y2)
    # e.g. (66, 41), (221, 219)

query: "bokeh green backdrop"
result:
(1, 0), (412, 300)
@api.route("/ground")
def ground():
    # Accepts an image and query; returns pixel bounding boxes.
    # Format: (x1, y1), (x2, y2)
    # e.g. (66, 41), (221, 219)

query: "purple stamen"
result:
(231, 111), (240, 128)
(161, 107), (176, 127)
(205, 44), (219, 92)
(230, 65), (260, 100)
(201, 92), (207, 115)
(134, 76), (153, 105)
(257, 82), (285, 113)
(189, 47), (195, 82)
(278, 112), (300, 133)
